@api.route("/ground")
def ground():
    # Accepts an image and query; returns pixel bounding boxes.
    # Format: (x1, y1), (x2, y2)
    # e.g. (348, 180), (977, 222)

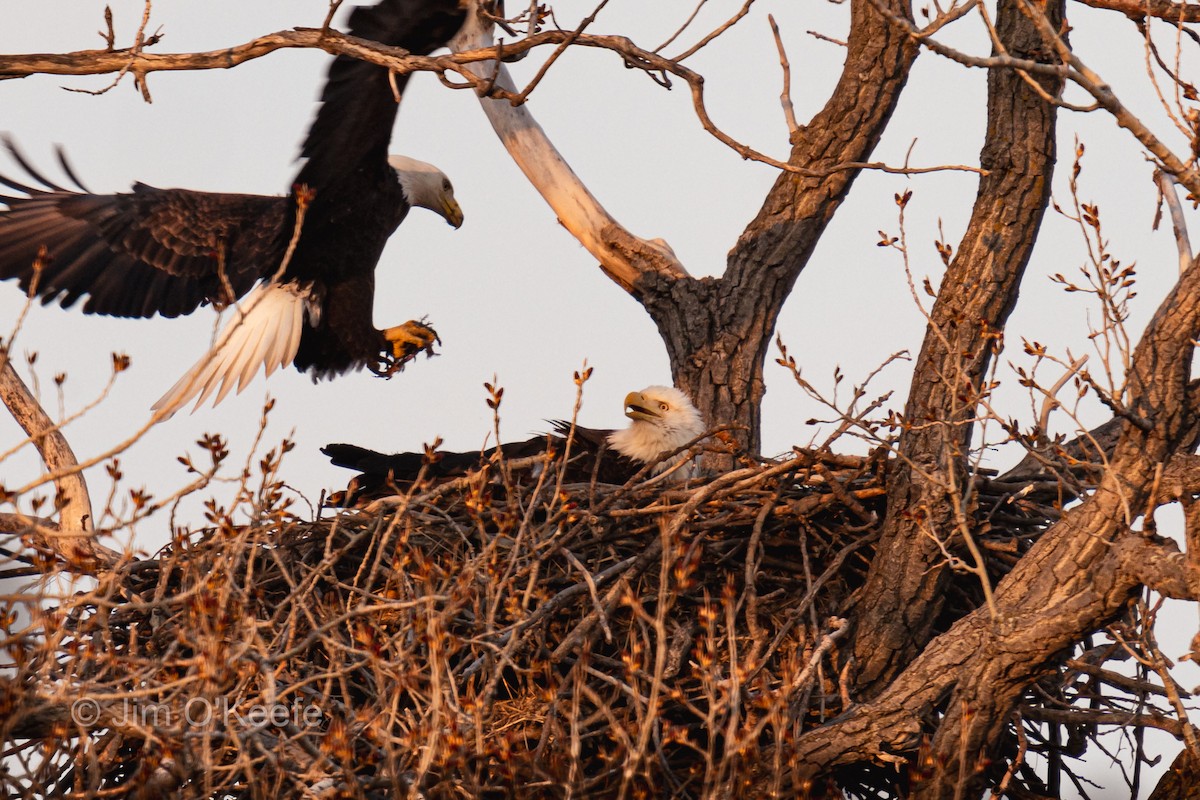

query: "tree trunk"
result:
(1149, 748), (1200, 800)
(850, 0), (1066, 695)
(456, 0), (916, 461)
(785, 231), (1200, 795)
(638, 274), (778, 465)
(639, 0), (919, 465)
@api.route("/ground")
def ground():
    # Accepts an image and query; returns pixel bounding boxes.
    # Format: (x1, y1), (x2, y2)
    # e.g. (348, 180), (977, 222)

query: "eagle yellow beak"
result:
(624, 391), (660, 422)
(441, 196), (464, 229)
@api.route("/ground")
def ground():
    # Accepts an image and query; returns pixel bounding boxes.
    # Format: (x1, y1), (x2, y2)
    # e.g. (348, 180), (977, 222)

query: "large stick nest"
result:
(1, 443), (1174, 798)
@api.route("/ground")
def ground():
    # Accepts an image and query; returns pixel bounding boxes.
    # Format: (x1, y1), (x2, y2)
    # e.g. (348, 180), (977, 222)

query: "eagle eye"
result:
(658, 402), (670, 411)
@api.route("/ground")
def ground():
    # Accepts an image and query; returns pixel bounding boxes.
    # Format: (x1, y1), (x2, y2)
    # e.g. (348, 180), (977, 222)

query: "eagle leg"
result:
(374, 319), (440, 376)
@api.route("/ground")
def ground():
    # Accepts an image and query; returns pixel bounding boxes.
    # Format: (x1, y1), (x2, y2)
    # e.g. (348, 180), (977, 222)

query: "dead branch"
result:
(1156, 170), (1194, 274)
(0, 349), (113, 569)
(449, 5), (687, 295)
(767, 14), (800, 139)
(1077, 0), (1200, 23)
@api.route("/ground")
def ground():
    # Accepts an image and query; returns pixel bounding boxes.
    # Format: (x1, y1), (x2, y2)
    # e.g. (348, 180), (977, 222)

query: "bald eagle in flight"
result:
(323, 385), (706, 503)
(0, 0), (466, 417)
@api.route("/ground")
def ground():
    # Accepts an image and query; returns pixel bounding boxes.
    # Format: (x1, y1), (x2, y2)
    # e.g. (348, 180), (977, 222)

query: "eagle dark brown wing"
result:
(322, 438), (548, 485)
(296, 0), (467, 190)
(323, 424), (649, 506)
(0, 0), (469, 408)
(548, 421), (648, 484)
(322, 436), (552, 504)
(0, 160), (288, 319)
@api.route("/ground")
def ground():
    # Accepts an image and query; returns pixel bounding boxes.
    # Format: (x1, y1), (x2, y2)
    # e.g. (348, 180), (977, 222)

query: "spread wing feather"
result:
(0, 160), (289, 318)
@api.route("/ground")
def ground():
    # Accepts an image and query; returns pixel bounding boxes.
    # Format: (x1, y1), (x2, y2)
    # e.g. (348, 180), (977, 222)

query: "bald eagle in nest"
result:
(323, 385), (707, 504)
(0, 0), (466, 417)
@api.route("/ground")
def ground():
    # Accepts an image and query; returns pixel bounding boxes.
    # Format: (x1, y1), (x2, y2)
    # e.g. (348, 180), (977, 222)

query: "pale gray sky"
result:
(1, 3), (1196, 793)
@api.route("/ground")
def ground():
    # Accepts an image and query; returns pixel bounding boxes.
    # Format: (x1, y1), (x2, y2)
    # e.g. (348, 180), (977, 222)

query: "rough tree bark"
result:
(456, 0), (918, 464)
(641, 0), (919, 463)
(851, 0), (1066, 694)
(785, 231), (1200, 797)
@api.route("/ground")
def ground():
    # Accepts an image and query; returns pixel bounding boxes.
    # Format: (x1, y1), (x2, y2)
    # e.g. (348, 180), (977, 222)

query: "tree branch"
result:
(851, 0), (1066, 695)
(906, 151), (1200, 794)
(724, 0), (919, 289)
(1112, 532), (1200, 601)
(449, 4), (687, 295)
(0, 349), (113, 569)
(1157, 169), (1194, 274)
(870, 0), (1200, 198)
(1076, 0), (1200, 23)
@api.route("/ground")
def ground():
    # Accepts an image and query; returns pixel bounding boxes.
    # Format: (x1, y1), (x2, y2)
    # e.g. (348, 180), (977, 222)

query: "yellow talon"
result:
(384, 320), (439, 356)
(377, 320), (439, 376)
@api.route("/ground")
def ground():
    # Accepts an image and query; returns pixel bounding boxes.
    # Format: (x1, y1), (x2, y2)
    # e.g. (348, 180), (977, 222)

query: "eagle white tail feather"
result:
(152, 283), (313, 419)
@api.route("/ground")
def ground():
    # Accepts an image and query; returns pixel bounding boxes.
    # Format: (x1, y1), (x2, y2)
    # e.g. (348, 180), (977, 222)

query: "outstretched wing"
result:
(295, 0), (467, 188)
(0, 152), (288, 318)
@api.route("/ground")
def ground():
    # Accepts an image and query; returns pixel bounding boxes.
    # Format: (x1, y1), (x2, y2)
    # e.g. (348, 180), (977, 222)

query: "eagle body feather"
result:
(323, 386), (707, 504)
(286, 165), (411, 378)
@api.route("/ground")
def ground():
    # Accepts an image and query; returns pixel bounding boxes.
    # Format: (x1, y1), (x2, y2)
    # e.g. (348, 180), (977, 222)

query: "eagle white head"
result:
(388, 155), (464, 228)
(607, 385), (705, 479)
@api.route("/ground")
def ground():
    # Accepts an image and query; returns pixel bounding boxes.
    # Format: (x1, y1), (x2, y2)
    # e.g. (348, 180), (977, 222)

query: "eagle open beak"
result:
(442, 197), (464, 229)
(624, 391), (660, 422)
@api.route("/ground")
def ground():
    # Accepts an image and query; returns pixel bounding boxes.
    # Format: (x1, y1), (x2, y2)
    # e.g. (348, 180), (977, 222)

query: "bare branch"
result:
(671, 0), (755, 62)
(1077, 0), (1200, 22)
(321, 0), (345, 32)
(506, 0), (612, 104)
(450, 4), (688, 295)
(100, 6), (116, 51)
(868, 0), (1200, 197)
(1037, 355), (1089, 438)
(653, 0), (711, 53)
(767, 14), (800, 139)
(0, 28), (386, 79)
(0, 349), (114, 569)
(1, 21), (981, 180)
(1156, 169), (1194, 274)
